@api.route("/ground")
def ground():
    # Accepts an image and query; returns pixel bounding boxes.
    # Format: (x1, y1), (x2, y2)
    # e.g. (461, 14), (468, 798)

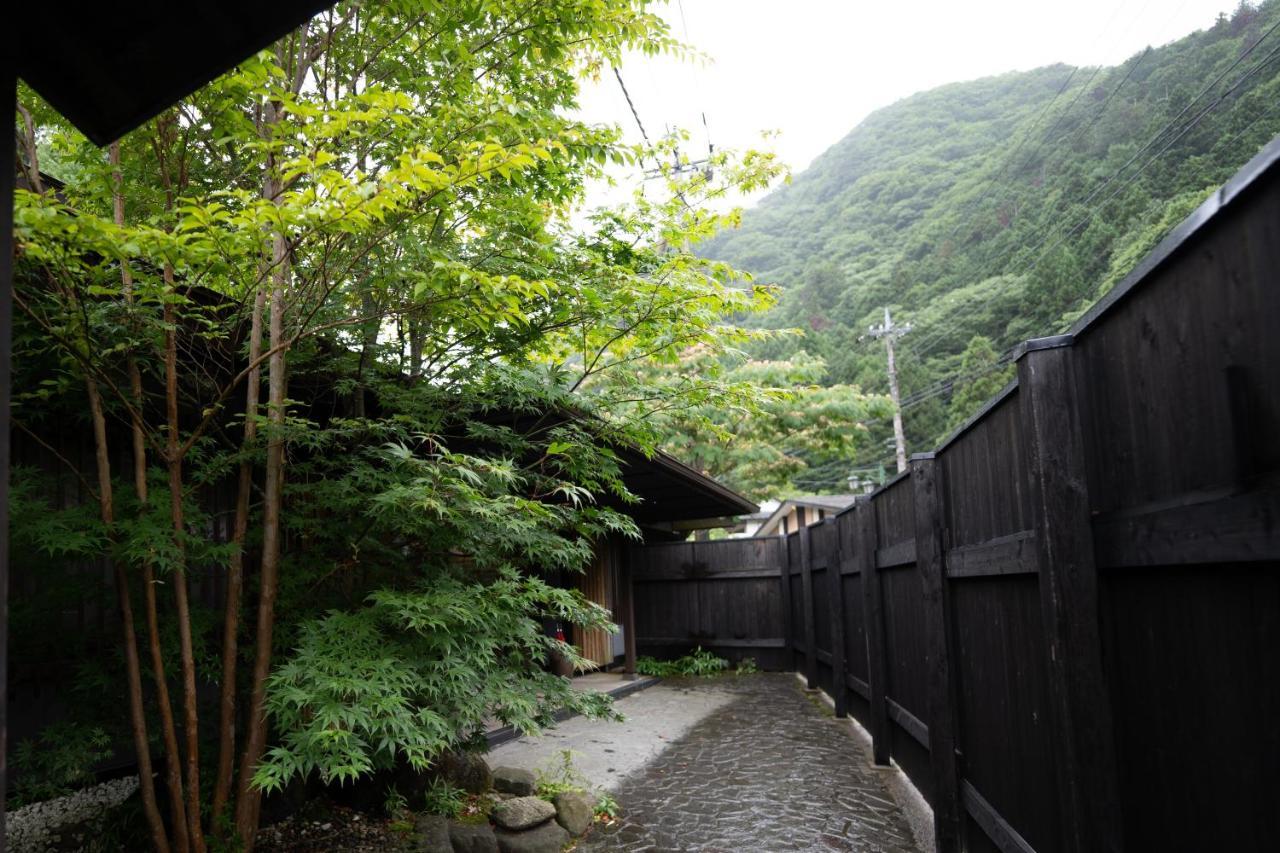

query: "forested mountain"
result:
(706, 1), (1280, 481)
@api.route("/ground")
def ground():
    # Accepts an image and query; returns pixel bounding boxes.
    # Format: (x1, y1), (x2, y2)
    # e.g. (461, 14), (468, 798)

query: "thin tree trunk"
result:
(234, 141), (290, 850)
(212, 283), (265, 828)
(84, 373), (169, 853)
(163, 268), (207, 853)
(112, 142), (190, 853)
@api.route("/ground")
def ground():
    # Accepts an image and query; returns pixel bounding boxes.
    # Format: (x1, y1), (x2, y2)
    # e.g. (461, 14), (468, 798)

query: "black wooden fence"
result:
(629, 136), (1280, 852)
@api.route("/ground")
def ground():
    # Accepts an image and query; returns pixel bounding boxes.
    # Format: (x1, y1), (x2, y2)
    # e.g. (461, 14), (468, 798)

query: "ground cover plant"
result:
(635, 647), (730, 677)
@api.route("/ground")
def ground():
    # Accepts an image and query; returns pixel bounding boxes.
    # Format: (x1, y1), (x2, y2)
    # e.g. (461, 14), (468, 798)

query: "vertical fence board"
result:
(1018, 337), (1123, 853)
(912, 454), (961, 852)
(827, 517), (849, 718)
(799, 522), (817, 689)
(857, 498), (891, 766)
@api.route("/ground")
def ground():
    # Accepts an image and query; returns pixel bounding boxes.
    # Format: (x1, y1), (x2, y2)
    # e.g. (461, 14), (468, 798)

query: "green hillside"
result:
(707, 1), (1280, 483)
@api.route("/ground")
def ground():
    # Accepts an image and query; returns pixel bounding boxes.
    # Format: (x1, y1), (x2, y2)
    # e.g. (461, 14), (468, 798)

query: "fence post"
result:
(827, 517), (848, 718)
(911, 453), (962, 853)
(1017, 335), (1123, 853)
(799, 521), (818, 689)
(857, 495), (891, 765)
(777, 532), (793, 671)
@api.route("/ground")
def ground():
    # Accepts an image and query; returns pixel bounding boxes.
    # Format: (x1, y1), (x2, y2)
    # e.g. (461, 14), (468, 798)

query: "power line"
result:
(613, 67), (651, 146)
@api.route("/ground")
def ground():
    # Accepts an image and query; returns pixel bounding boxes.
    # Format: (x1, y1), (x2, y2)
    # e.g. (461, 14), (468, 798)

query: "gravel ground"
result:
(6, 776), (139, 853)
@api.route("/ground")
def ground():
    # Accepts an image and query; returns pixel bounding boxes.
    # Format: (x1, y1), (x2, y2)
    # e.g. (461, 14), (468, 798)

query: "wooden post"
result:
(619, 542), (638, 680)
(778, 532), (793, 672)
(911, 453), (962, 853)
(857, 496), (891, 765)
(827, 517), (849, 718)
(799, 520), (818, 689)
(1017, 335), (1123, 853)
(1, 64), (15, 840)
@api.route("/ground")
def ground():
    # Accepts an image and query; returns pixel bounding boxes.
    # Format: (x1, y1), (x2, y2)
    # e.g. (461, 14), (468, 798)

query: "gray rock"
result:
(553, 790), (596, 837)
(448, 820), (498, 853)
(490, 796), (555, 831)
(491, 766), (536, 797)
(408, 814), (453, 852)
(439, 750), (493, 794)
(494, 820), (571, 853)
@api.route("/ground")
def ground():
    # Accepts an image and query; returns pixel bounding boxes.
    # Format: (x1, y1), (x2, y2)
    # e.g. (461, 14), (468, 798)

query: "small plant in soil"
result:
(734, 657), (760, 675)
(594, 792), (620, 823)
(422, 777), (467, 818)
(635, 647), (729, 677)
(535, 749), (589, 801)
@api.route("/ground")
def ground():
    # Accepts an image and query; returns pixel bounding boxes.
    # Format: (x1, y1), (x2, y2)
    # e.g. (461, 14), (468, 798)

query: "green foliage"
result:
(646, 350), (892, 498)
(734, 657), (760, 675)
(945, 336), (1015, 435)
(9, 722), (113, 806)
(706, 0), (1280, 456)
(422, 779), (466, 819)
(534, 750), (589, 801)
(594, 792), (620, 821)
(635, 647), (729, 677)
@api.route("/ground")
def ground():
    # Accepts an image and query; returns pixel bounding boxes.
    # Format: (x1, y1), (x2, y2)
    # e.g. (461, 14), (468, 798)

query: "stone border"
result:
(793, 673), (936, 853)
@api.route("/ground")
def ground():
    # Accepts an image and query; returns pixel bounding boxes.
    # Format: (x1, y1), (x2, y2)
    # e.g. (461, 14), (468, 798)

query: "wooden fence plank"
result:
(800, 522), (818, 689)
(778, 533), (794, 671)
(912, 453), (962, 853)
(1018, 336), (1123, 853)
(857, 497), (891, 766)
(827, 517), (849, 718)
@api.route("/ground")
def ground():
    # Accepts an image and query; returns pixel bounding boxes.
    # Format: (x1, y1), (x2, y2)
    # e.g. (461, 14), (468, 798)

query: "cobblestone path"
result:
(577, 673), (922, 852)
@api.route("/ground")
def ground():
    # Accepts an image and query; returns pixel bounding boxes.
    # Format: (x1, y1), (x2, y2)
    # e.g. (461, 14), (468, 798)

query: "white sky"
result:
(575, 0), (1245, 210)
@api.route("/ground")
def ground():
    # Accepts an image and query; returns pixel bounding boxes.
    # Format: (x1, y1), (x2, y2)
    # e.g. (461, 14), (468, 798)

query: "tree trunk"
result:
(112, 142), (190, 853)
(234, 135), (290, 849)
(84, 373), (170, 853)
(212, 283), (265, 829)
(164, 267), (207, 852)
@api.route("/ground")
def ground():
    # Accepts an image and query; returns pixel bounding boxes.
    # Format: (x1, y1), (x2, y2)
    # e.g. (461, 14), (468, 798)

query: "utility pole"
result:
(869, 307), (911, 473)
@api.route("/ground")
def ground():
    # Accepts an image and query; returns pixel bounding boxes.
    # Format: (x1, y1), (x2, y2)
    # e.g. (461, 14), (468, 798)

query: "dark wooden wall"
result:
(629, 136), (1280, 852)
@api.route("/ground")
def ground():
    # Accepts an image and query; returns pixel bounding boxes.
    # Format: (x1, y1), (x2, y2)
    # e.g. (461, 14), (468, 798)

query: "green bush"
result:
(635, 647), (729, 677)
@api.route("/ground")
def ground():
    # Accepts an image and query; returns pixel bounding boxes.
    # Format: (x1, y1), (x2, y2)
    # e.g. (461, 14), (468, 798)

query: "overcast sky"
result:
(575, 0), (1245, 209)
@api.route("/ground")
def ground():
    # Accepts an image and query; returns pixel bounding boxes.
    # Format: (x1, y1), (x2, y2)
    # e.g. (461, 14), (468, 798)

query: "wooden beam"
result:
(827, 517), (849, 718)
(1017, 336), (1123, 853)
(946, 530), (1038, 578)
(875, 538), (917, 569)
(799, 521), (818, 689)
(912, 453), (962, 853)
(887, 697), (930, 749)
(857, 497), (891, 765)
(962, 781), (1037, 853)
(668, 515), (743, 531)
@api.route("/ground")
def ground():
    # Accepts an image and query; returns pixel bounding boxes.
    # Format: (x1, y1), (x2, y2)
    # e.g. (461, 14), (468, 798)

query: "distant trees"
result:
(706, 0), (1280, 454)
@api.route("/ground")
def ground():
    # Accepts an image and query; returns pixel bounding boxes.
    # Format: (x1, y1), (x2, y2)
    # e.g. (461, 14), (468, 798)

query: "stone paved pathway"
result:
(576, 673), (922, 852)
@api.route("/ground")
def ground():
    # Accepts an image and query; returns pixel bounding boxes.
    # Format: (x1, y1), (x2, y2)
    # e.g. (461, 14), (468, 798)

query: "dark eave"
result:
(13, 2), (333, 146)
(614, 445), (757, 524)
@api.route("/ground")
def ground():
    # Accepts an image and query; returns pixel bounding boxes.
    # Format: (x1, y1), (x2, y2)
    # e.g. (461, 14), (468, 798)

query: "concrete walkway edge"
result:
(485, 675), (661, 748)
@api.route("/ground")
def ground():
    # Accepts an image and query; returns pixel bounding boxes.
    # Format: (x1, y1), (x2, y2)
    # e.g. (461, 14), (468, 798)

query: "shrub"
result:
(635, 647), (729, 677)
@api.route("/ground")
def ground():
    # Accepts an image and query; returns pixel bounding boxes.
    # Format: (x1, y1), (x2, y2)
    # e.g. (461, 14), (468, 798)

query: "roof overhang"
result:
(615, 446), (757, 525)
(12, 1), (334, 146)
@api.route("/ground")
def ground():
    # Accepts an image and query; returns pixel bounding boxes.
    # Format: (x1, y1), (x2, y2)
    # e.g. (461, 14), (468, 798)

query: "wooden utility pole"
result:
(869, 307), (911, 472)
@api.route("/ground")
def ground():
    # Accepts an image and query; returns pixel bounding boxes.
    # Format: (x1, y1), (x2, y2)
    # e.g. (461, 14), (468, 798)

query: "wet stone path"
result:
(576, 673), (921, 852)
